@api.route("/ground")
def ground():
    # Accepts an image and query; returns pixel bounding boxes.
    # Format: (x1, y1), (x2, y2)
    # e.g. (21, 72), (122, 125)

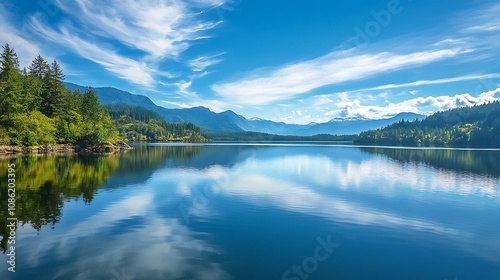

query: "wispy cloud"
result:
(188, 53), (225, 72)
(212, 48), (467, 105)
(24, 0), (228, 86)
(55, 0), (224, 60)
(462, 3), (500, 34)
(349, 73), (500, 92)
(29, 17), (156, 86)
(174, 80), (198, 98)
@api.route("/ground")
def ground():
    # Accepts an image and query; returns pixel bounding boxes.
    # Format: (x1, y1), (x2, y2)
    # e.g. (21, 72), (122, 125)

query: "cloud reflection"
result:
(21, 192), (230, 280)
(168, 149), (500, 263)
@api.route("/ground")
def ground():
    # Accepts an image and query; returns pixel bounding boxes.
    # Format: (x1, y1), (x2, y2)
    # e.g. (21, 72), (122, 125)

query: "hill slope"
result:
(105, 104), (208, 142)
(355, 101), (500, 147)
(66, 82), (245, 132)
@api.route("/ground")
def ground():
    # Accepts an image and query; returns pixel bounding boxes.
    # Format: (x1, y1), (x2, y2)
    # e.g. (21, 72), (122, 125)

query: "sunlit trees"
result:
(0, 44), (23, 116)
(0, 44), (119, 145)
(355, 101), (500, 147)
(0, 43), (207, 146)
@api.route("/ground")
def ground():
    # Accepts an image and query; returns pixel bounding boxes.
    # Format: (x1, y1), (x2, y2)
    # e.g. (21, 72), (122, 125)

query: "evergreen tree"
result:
(28, 55), (49, 79)
(22, 71), (43, 112)
(0, 42), (205, 146)
(81, 89), (101, 124)
(41, 60), (65, 117)
(0, 44), (19, 71)
(0, 44), (23, 116)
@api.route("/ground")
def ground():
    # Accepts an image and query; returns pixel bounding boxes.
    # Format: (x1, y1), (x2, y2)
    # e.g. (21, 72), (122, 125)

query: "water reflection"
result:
(360, 147), (500, 177)
(0, 154), (119, 253)
(166, 145), (500, 264)
(23, 192), (230, 280)
(0, 145), (205, 253)
(1, 144), (500, 279)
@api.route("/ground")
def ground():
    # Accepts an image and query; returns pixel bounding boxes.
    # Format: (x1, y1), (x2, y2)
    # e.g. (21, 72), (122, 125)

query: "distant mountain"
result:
(65, 82), (425, 135)
(65, 82), (244, 132)
(65, 82), (157, 110)
(299, 112), (425, 136)
(158, 106), (243, 132)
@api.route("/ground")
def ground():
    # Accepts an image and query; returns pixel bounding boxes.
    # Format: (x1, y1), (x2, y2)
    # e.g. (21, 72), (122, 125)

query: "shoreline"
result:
(0, 141), (132, 155)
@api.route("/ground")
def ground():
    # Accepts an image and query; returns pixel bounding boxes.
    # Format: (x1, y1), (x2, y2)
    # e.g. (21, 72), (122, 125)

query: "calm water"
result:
(1, 143), (500, 280)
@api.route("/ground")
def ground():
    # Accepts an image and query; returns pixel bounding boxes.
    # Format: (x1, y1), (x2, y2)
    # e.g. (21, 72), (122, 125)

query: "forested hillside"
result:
(355, 101), (500, 147)
(0, 44), (118, 145)
(105, 104), (207, 142)
(0, 44), (208, 146)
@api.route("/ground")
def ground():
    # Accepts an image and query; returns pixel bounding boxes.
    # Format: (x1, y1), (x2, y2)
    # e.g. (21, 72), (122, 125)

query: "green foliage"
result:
(354, 101), (500, 147)
(8, 111), (56, 145)
(0, 44), (23, 116)
(0, 44), (119, 146)
(40, 60), (66, 117)
(22, 72), (43, 112)
(0, 127), (10, 143)
(105, 103), (207, 142)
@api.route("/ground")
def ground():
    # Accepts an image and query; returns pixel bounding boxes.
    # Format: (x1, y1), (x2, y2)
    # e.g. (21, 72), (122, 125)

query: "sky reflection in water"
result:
(1, 144), (500, 279)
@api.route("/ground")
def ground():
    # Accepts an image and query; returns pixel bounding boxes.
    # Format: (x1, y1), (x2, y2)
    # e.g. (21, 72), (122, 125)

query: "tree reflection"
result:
(0, 154), (119, 252)
(360, 147), (500, 177)
(0, 145), (205, 253)
(115, 144), (202, 174)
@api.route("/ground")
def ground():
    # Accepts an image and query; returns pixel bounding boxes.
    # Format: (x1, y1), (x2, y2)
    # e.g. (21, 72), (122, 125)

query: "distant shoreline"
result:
(0, 142), (132, 155)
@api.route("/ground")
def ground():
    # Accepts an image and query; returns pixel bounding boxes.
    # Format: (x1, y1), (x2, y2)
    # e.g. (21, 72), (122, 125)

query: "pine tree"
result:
(0, 44), (24, 117)
(41, 60), (65, 117)
(81, 89), (101, 123)
(22, 70), (43, 112)
(0, 44), (19, 72)
(28, 54), (49, 79)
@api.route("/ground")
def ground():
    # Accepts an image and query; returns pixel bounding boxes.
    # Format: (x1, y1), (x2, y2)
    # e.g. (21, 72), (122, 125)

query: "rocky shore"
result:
(0, 141), (132, 155)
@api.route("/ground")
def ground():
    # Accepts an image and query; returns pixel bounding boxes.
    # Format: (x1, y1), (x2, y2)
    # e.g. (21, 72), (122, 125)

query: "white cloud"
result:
(174, 80), (198, 98)
(212, 48), (466, 105)
(55, 0), (224, 60)
(324, 87), (500, 119)
(29, 17), (156, 86)
(188, 53), (225, 72)
(23, 0), (227, 86)
(351, 73), (500, 92)
(462, 3), (500, 34)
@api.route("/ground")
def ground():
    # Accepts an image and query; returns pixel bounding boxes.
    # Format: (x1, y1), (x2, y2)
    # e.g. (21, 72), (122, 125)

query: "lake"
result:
(1, 143), (500, 280)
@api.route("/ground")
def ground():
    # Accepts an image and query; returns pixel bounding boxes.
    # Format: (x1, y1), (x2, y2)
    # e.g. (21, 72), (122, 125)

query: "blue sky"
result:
(1, 0), (500, 124)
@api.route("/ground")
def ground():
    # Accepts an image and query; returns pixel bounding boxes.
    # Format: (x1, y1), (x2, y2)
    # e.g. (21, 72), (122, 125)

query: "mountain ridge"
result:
(65, 82), (425, 135)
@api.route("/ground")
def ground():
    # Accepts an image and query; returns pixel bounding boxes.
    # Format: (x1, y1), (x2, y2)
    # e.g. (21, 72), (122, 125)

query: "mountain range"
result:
(65, 82), (425, 136)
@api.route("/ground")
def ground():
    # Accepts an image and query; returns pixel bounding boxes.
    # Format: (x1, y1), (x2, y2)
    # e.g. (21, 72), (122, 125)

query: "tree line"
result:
(0, 44), (118, 145)
(354, 101), (500, 147)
